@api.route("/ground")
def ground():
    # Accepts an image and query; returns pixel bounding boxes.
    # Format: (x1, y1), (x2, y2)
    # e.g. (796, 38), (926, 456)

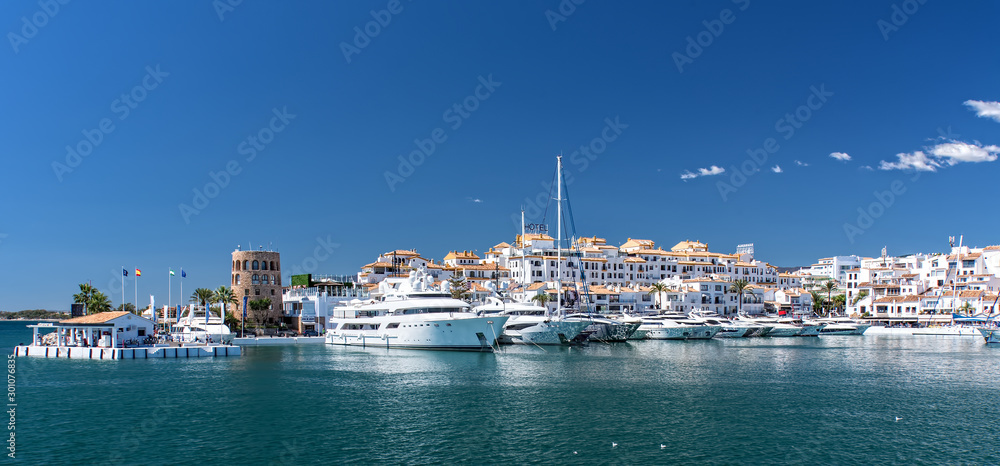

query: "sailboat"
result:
(550, 155), (639, 342)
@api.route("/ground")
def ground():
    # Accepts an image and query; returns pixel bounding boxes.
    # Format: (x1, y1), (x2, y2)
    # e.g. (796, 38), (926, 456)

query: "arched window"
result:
(252, 274), (260, 285)
(252, 260), (259, 270)
(273, 275), (278, 285)
(261, 261), (268, 271)
(236, 275), (241, 285)
(263, 275), (270, 285)
(270, 261), (275, 271)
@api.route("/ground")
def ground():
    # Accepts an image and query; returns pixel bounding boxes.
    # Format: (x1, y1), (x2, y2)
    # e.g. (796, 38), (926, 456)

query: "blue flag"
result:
(123, 268), (128, 277)
(242, 295), (248, 321)
(181, 269), (186, 278)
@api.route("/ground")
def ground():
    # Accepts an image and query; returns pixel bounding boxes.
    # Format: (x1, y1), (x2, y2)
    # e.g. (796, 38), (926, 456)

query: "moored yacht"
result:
(475, 298), (592, 345)
(326, 268), (508, 351)
(565, 313), (640, 342)
(171, 305), (234, 344)
(639, 312), (721, 340)
(807, 317), (870, 335)
(689, 310), (770, 338)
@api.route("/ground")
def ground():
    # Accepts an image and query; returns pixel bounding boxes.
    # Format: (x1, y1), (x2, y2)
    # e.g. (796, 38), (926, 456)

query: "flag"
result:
(169, 269), (175, 276)
(135, 269), (142, 277)
(181, 269), (186, 278)
(123, 268), (128, 277)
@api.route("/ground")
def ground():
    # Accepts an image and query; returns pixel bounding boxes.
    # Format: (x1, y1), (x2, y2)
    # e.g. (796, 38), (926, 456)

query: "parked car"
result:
(302, 330), (319, 337)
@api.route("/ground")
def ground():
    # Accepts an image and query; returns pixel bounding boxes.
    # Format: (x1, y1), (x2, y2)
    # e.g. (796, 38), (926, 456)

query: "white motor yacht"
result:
(171, 305), (234, 344)
(474, 298), (591, 345)
(807, 317), (871, 335)
(689, 310), (769, 338)
(326, 268), (508, 351)
(734, 315), (802, 337)
(565, 313), (641, 342)
(639, 312), (721, 340)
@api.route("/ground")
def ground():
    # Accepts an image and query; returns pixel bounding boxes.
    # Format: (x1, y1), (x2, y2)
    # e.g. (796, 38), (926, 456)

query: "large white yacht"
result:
(171, 305), (234, 344)
(564, 313), (641, 342)
(475, 298), (592, 345)
(807, 317), (871, 335)
(326, 268), (508, 351)
(733, 315), (806, 337)
(688, 310), (770, 338)
(638, 312), (721, 340)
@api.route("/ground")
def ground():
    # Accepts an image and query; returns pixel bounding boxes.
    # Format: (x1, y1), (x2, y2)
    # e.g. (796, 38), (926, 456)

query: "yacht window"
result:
(385, 323), (400, 329)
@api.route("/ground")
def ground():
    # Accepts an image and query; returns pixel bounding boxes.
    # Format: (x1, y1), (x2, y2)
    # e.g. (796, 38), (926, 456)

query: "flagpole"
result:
(122, 266), (126, 315)
(134, 268), (138, 315)
(167, 268), (171, 332)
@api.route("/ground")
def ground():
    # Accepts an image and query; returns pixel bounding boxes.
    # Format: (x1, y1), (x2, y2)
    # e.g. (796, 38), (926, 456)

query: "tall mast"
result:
(521, 208), (527, 286)
(556, 155), (562, 317)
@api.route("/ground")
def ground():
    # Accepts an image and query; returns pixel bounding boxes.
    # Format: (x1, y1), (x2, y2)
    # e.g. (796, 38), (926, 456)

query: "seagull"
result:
(612, 442), (618, 448)
(573, 451), (578, 455)
(661, 444), (667, 449)
(895, 416), (902, 422)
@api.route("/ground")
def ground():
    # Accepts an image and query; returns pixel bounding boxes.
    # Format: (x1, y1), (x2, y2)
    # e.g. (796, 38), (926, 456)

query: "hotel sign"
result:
(525, 223), (548, 233)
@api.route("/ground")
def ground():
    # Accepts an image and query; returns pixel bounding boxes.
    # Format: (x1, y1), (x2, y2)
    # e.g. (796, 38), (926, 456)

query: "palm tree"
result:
(729, 279), (753, 316)
(832, 295), (846, 315)
(190, 288), (215, 313)
(73, 283), (111, 314)
(809, 291), (825, 314)
(823, 281), (837, 316)
(212, 286), (238, 319)
(852, 289), (869, 306)
(530, 292), (552, 309)
(248, 298), (272, 334)
(648, 283), (668, 310)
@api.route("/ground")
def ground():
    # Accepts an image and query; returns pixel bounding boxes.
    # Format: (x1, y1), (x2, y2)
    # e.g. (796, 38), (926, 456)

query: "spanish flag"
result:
(135, 269), (142, 277)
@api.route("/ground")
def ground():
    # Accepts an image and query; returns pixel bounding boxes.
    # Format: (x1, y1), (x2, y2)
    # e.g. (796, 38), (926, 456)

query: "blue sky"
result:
(2, 1), (998, 311)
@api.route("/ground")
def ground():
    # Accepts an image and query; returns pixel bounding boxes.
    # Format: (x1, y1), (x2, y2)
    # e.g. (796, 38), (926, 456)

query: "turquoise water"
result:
(4, 321), (1000, 464)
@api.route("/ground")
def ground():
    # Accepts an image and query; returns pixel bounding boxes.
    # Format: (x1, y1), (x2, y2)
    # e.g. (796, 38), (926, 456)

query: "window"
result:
(235, 275), (240, 285)
(261, 261), (268, 271)
(252, 274), (260, 285)
(271, 261), (276, 270)
(243, 260), (248, 270)
(255, 289), (260, 296)
(244, 289), (249, 295)
(271, 289), (275, 296)
(263, 275), (270, 285)
(252, 260), (259, 270)
(700, 285), (708, 291)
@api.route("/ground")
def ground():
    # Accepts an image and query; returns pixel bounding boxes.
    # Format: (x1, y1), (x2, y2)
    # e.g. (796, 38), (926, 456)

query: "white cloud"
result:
(465, 197), (483, 203)
(860, 165), (874, 171)
(879, 141), (1000, 172)
(680, 165), (725, 180)
(879, 151), (940, 172)
(930, 141), (1000, 165)
(794, 160), (809, 166)
(771, 165), (782, 173)
(829, 152), (851, 162)
(964, 100), (1000, 123)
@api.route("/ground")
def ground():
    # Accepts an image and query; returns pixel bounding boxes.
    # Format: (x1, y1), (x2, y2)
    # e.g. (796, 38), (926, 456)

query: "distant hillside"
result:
(776, 266), (804, 274)
(0, 310), (69, 320)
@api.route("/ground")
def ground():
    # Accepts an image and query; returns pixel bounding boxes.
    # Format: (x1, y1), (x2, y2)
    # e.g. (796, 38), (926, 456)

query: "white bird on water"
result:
(661, 444), (667, 449)
(895, 416), (902, 422)
(612, 442), (618, 448)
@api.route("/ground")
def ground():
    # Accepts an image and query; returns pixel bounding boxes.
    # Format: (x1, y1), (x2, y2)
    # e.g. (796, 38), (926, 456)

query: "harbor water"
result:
(4, 321), (999, 464)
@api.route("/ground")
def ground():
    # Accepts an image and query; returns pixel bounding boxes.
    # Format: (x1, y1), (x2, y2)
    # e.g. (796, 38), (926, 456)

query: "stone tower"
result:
(231, 246), (283, 323)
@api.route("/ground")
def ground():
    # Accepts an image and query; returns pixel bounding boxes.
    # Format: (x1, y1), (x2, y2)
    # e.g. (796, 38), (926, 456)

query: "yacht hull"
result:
(977, 327), (1000, 344)
(326, 316), (507, 351)
(501, 320), (592, 346)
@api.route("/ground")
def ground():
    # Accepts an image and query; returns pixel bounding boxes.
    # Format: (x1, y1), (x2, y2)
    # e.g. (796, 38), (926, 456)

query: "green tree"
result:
(729, 279), (754, 316)
(823, 281), (838, 316)
(190, 288), (215, 311)
(447, 276), (471, 301)
(809, 291), (825, 314)
(957, 302), (973, 316)
(247, 298), (272, 335)
(73, 283), (111, 315)
(212, 286), (238, 318)
(832, 294), (846, 315)
(530, 292), (552, 308)
(852, 289), (869, 306)
(114, 303), (137, 314)
(648, 282), (668, 310)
